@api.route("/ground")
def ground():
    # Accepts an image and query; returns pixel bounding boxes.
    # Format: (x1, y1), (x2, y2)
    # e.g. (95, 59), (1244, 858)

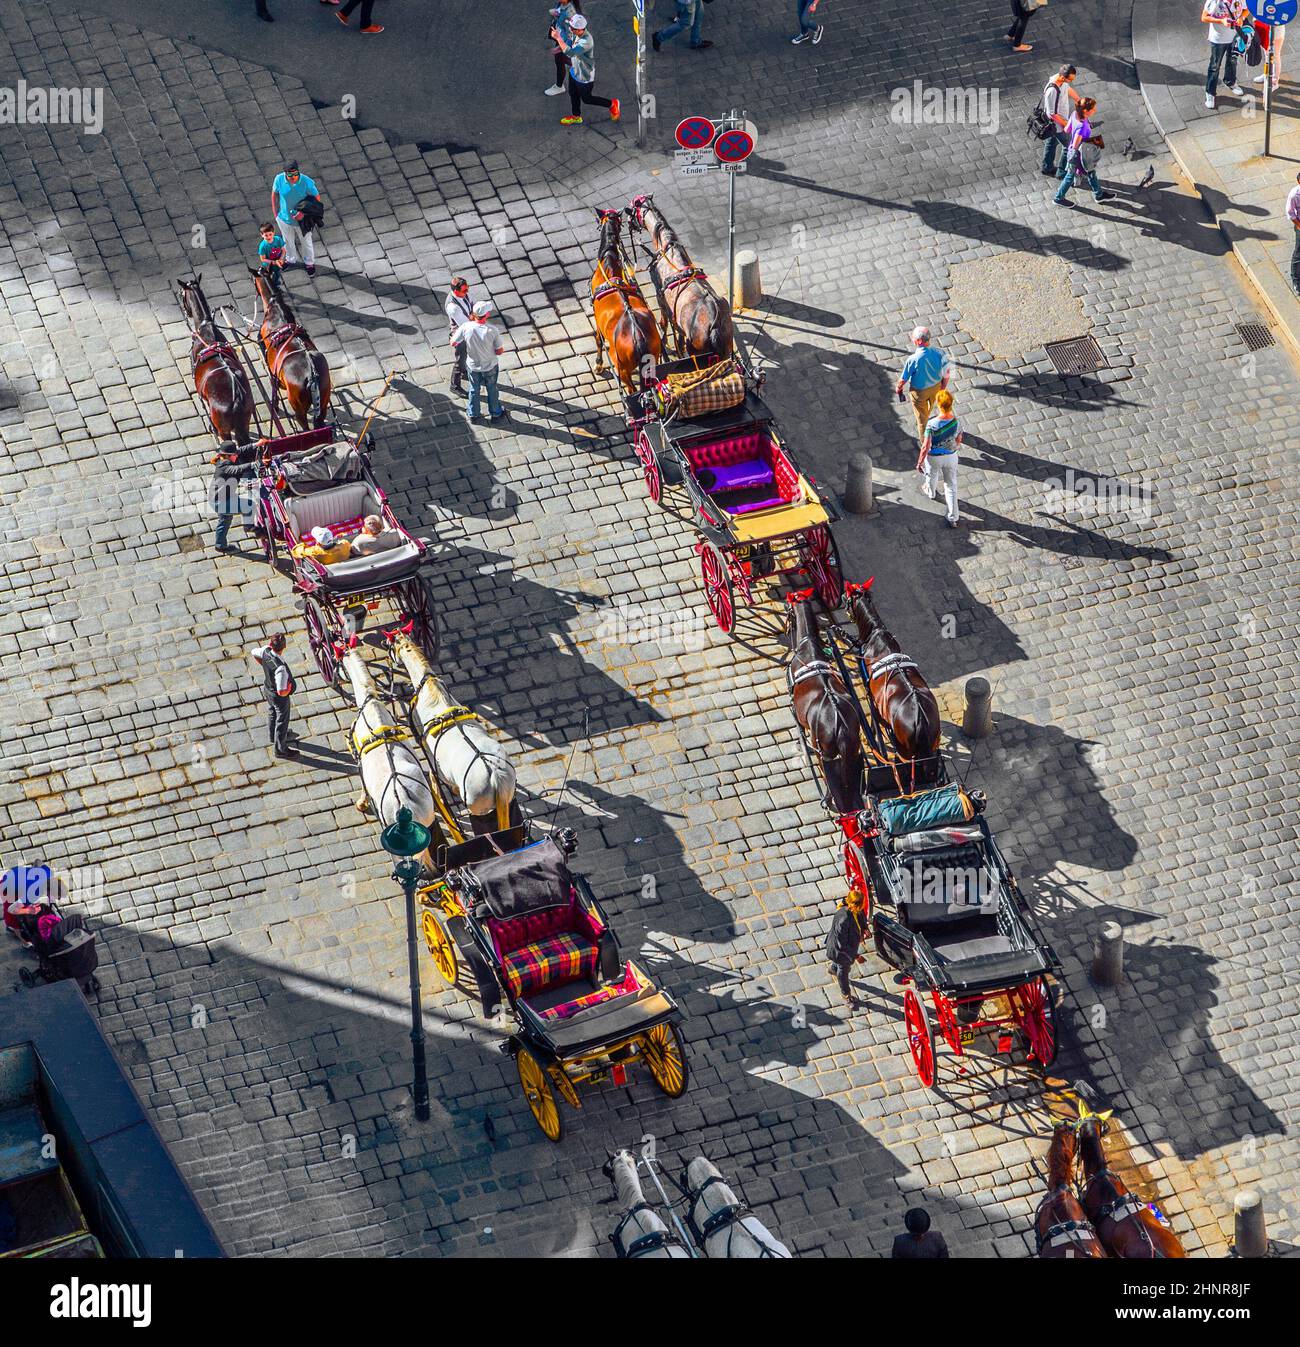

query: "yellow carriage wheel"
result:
(421, 910), (458, 986)
(642, 1023), (689, 1098)
(516, 1048), (563, 1142)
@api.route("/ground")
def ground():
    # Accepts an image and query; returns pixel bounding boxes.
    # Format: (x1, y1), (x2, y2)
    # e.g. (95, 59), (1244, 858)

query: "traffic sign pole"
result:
(1265, 29), (1273, 158)
(634, 2), (647, 149)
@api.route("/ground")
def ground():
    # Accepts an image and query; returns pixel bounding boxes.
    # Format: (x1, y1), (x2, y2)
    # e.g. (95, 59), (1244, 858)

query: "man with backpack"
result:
(1037, 64), (1080, 178)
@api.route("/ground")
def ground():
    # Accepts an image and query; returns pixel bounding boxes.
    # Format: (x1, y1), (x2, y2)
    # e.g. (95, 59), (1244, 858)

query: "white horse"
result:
(340, 648), (438, 870)
(605, 1151), (692, 1259)
(391, 632), (517, 835)
(685, 1157), (791, 1258)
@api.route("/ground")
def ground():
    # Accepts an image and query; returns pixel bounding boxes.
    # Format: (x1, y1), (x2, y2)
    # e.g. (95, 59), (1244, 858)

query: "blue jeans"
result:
(467, 367), (503, 419)
(215, 512), (233, 547)
(658, 0), (704, 46)
(797, 0), (820, 34)
(1042, 130), (1067, 175)
(1205, 41), (1238, 96)
(1054, 155), (1105, 202)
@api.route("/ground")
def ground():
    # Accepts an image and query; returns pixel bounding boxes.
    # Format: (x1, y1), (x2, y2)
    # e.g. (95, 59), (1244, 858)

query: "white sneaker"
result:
(1254, 73), (1267, 83)
(812, 25), (824, 44)
(543, 83), (565, 96)
(1205, 93), (1216, 108)
(1227, 83), (1245, 96)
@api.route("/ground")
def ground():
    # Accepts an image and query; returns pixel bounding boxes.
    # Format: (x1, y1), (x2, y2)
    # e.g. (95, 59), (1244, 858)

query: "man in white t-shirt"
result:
(451, 301), (507, 421)
(1040, 63), (1081, 178)
(1203, 0), (1248, 109)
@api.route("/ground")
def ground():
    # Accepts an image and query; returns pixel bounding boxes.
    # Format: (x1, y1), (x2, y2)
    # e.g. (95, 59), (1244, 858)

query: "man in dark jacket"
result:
(891, 1207), (950, 1258)
(825, 888), (865, 1007)
(250, 632), (298, 758)
(211, 442), (256, 551)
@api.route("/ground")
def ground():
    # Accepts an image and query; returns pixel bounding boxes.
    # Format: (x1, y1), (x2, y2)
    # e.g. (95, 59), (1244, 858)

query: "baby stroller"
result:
(3, 866), (100, 996)
(18, 925), (100, 995)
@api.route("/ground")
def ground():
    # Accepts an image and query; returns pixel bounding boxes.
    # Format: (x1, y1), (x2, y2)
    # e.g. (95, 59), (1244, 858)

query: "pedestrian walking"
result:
(271, 161), (323, 275)
(256, 0), (273, 21)
(892, 1208), (951, 1259)
(1053, 103), (1115, 206)
(335, 0), (384, 33)
(553, 14), (620, 126)
(444, 277), (474, 395)
(825, 889), (865, 1008)
(1203, 0), (1248, 108)
(917, 388), (963, 529)
(452, 301), (508, 421)
(895, 326), (951, 445)
(1006, 0), (1046, 53)
(545, 3), (584, 95)
(1039, 64), (1080, 177)
(1287, 170), (1300, 295)
(652, 0), (714, 52)
(250, 632), (298, 759)
(791, 0), (825, 45)
(211, 442), (256, 551)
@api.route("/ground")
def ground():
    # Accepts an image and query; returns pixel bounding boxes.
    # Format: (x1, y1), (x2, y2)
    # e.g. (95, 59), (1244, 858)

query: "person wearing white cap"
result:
(894, 325), (951, 445)
(551, 13), (620, 126)
(291, 524), (352, 564)
(451, 300), (508, 420)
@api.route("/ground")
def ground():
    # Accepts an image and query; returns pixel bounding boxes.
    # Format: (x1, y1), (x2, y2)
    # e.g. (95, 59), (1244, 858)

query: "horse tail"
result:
(308, 365), (322, 428)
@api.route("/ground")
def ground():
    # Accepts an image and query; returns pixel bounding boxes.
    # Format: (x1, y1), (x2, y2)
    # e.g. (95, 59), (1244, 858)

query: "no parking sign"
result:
(1245, 0), (1296, 22)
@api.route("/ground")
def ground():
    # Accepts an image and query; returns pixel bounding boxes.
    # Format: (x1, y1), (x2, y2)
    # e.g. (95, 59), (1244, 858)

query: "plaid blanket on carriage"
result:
(657, 363), (746, 419)
(501, 931), (600, 1000)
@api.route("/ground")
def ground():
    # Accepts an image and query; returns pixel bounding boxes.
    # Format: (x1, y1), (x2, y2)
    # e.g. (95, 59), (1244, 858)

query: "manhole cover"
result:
(1045, 335), (1106, 375)
(1236, 323), (1274, 352)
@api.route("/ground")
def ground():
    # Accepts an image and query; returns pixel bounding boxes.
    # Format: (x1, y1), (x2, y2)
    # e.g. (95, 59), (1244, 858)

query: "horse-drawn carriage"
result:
(253, 425), (438, 685)
(417, 828), (689, 1141)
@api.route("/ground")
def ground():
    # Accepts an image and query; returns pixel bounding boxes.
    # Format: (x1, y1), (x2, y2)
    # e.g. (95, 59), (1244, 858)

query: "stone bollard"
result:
(1091, 921), (1125, 987)
(844, 453), (874, 514)
(962, 677), (993, 738)
(733, 249), (762, 309)
(1234, 1191), (1268, 1257)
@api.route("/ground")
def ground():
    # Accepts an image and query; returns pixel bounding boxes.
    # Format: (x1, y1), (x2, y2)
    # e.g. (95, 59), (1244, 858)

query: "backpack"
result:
(1027, 103), (1054, 141)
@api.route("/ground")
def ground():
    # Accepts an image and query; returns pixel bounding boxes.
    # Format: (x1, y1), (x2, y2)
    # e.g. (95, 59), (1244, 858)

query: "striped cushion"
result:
(501, 932), (600, 1001)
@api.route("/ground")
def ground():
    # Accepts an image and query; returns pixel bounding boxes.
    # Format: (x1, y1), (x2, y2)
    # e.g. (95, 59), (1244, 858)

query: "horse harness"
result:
(688, 1176), (785, 1258)
(865, 650), (920, 682)
(351, 722), (413, 759)
(265, 321), (310, 378)
(195, 340), (238, 366)
(1089, 1173), (1150, 1226)
(1035, 1190), (1098, 1256)
(611, 1204), (688, 1259)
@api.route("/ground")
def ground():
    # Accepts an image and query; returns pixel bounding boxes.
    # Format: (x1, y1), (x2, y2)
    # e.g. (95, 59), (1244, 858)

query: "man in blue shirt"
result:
(271, 161), (322, 275)
(895, 325), (951, 444)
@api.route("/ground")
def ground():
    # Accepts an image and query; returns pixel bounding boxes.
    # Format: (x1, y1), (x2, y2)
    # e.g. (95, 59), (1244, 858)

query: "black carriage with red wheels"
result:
(628, 355), (844, 634)
(252, 425), (439, 687)
(843, 769), (1063, 1090)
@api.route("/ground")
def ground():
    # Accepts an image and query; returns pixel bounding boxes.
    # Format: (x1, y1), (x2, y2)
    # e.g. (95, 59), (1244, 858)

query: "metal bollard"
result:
(844, 453), (874, 514)
(1234, 1191), (1268, 1257)
(1091, 921), (1125, 987)
(732, 249), (762, 309)
(961, 677), (992, 738)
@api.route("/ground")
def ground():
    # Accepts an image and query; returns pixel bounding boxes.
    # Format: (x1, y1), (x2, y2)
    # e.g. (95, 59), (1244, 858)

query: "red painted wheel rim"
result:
(844, 843), (871, 919)
(1019, 977), (1057, 1066)
(904, 988), (936, 1088)
(700, 546), (735, 633)
(634, 430), (661, 503)
(933, 992), (962, 1055)
(804, 525), (843, 610)
(305, 601), (335, 683)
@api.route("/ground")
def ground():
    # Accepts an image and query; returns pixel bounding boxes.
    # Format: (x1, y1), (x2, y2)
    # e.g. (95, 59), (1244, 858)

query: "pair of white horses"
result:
(340, 633), (515, 868)
(607, 1151), (791, 1259)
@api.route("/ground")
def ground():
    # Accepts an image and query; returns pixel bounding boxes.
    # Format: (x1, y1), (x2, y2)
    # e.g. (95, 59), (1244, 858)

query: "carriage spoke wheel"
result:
(404, 577), (441, 666)
(516, 1047), (563, 1142)
(933, 991), (962, 1055)
(698, 543), (736, 635)
(421, 910), (458, 986)
(642, 1022), (689, 1098)
(1017, 976), (1059, 1068)
(802, 525), (844, 611)
(303, 597), (338, 686)
(633, 428), (662, 504)
(843, 841), (871, 919)
(903, 987), (938, 1089)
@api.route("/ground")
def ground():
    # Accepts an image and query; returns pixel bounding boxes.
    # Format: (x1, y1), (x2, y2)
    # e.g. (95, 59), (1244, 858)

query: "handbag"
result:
(1027, 103), (1054, 140)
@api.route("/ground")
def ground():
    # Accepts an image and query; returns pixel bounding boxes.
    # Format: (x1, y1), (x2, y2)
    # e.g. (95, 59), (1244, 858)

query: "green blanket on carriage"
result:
(877, 783), (975, 836)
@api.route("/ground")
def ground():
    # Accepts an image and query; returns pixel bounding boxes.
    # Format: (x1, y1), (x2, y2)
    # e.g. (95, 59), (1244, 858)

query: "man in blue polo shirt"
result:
(895, 325), (951, 444)
(271, 161), (322, 275)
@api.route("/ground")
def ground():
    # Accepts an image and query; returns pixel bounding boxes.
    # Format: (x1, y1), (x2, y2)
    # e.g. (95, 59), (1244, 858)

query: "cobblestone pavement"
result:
(1, 0), (1297, 1257)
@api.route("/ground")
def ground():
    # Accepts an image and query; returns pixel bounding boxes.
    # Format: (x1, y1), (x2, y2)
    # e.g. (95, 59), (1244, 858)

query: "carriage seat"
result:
(285, 482), (422, 583)
(489, 892), (606, 1001)
(684, 430), (802, 516)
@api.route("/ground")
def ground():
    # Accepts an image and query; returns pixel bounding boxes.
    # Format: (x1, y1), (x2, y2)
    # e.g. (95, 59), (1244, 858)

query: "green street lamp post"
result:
(380, 807), (433, 1123)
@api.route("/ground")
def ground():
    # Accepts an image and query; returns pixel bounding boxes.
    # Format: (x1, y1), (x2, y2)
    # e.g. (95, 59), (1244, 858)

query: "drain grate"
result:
(1044, 335), (1107, 375)
(1236, 322), (1274, 352)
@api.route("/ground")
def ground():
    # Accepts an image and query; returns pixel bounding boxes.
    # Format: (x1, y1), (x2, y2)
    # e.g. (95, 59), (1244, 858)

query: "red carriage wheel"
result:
(632, 427), (662, 504)
(402, 576), (441, 666)
(303, 596), (339, 686)
(843, 841), (872, 919)
(802, 524), (844, 611)
(932, 991), (962, 1056)
(1016, 976), (1059, 1068)
(903, 986), (938, 1089)
(698, 542), (736, 635)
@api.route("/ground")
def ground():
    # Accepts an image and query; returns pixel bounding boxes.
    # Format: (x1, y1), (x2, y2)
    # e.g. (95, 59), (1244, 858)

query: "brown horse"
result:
(787, 590), (863, 816)
(844, 580), (941, 771)
(627, 194), (733, 361)
(1078, 1113), (1187, 1258)
(177, 277), (255, 445)
(590, 208), (661, 393)
(1035, 1123), (1107, 1258)
(249, 265), (331, 430)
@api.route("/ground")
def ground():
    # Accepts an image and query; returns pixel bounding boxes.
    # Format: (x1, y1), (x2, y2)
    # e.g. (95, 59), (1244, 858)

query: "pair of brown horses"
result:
(177, 268), (331, 443)
(590, 196), (734, 392)
(1037, 1112), (1186, 1258)
(788, 579), (942, 817)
